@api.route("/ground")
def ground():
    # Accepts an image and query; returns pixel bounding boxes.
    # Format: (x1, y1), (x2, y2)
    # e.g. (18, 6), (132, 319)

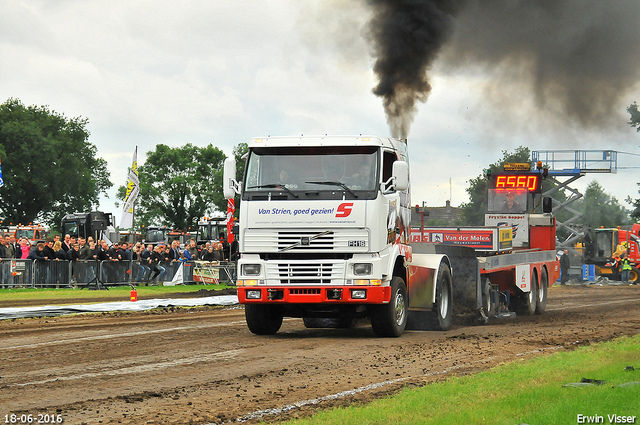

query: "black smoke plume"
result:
(366, 0), (464, 138)
(366, 0), (640, 138)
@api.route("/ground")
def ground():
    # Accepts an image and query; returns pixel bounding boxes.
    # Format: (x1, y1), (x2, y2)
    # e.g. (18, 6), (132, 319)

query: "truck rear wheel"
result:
(425, 265), (453, 331)
(535, 268), (548, 315)
(371, 276), (407, 337)
(482, 277), (497, 318)
(245, 304), (283, 335)
(514, 273), (537, 316)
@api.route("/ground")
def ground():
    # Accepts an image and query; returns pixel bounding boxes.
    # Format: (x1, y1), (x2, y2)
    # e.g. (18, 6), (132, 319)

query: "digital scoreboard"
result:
(491, 174), (541, 193)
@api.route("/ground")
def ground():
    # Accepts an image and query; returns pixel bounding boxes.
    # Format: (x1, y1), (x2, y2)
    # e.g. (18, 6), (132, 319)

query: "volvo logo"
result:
(301, 237), (310, 246)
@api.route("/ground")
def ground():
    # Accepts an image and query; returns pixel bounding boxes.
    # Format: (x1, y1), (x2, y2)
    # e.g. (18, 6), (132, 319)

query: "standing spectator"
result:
(169, 240), (181, 262)
(0, 235), (7, 286)
(201, 245), (218, 262)
(42, 238), (56, 260)
(78, 238), (93, 260)
(66, 243), (80, 261)
(41, 238), (56, 285)
(121, 242), (132, 261)
(186, 239), (199, 260)
(109, 242), (125, 282)
(52, 241), (70, 285)
(89, 241), (97, 258)
(9, 235), (19, 256)
(133, 243), (149, 282)
(4, 234), (15, 259)
(16, 238), (31, 259)
(62, 234), (72, 253)
(97, 242), (113, 283)
(559, 249), (570, 285)
(620, 253), (633, 284)
(0, 235), (6, 259)
(28, 243), (46, 260)
(229, 238), (239, 263)
(54, 241), (67, 260)
(149, 245), (166, 284)
(28, 242), (46, 285)
(219, 232), (230, 261)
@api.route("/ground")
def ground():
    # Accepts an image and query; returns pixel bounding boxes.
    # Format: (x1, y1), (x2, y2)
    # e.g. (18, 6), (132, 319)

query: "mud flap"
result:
(411, 243), (479, 315)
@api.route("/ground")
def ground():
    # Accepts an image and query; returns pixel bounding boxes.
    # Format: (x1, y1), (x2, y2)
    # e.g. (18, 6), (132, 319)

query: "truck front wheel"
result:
(371, 276), (407, 337)
(245, 304), (283, 335)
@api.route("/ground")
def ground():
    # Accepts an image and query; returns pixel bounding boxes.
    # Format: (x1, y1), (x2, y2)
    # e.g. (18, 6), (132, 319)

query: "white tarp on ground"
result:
(0, 295), (239, 320)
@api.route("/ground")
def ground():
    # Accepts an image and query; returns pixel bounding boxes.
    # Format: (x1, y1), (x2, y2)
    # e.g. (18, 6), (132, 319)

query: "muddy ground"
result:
(1, 284), (639, 424)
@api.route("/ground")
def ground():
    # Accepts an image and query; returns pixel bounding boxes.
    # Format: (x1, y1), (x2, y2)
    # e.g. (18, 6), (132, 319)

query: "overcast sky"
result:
(1, 0), (639, 225)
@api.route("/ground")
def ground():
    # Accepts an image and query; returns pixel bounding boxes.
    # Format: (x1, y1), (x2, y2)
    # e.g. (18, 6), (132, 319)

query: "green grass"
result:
(0, 284), (234, 305)
(281, 335), (640, 425)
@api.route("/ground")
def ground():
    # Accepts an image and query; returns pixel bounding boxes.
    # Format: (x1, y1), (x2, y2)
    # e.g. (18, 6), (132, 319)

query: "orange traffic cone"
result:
(130, 287), (138, 302)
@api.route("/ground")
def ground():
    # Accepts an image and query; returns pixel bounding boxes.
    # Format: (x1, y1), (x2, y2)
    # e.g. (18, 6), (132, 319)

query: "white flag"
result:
(120, 147), (139, 229)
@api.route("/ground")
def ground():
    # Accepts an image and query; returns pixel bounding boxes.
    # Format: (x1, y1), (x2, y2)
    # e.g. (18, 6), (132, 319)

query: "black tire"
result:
(514, 272), (537, 316)
(245, 304), (283, 335)
(371, 276), (408, 337)
(535, 268), (548, 315)
(425, 265), (453, 331)
(482, 277), (497, 318)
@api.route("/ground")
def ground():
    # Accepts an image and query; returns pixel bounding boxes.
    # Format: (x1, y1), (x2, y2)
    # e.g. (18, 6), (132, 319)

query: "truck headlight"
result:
(351, 289), (367, 299)
(242, 264), (261, 276)
(353, 263), (372, 276)
(246, 289), (262, 299)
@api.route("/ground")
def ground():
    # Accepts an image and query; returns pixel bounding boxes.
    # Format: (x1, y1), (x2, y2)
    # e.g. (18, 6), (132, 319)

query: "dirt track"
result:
(1, 284), (639, 425)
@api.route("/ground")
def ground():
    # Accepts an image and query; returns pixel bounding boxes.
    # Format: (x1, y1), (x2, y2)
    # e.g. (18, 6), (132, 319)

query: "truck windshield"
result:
(62, 222), (78, 237)
(486, 189), (528, 214)
(16, 229), (35, 239)
(145, 230), (166, 243)
(244, 146), (379, 193)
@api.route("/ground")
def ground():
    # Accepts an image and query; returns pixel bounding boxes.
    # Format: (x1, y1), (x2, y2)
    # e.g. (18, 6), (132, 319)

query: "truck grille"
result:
(244, 229), (369, 253)
(265, 260), (345, 285)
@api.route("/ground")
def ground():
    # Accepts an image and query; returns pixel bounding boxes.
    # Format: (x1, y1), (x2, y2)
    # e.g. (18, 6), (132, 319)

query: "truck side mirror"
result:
(543, 196), (552, 213)
(392, 161), (409, 192)
(223, 158), (241, 199)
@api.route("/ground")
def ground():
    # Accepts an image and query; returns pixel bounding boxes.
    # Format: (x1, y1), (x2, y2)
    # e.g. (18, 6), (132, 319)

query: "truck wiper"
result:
(304, 181), (358, 198)
(247, 183), (298, 198)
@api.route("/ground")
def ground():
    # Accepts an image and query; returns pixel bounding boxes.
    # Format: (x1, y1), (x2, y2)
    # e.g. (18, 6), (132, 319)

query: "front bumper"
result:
(238, 285), (391, 304)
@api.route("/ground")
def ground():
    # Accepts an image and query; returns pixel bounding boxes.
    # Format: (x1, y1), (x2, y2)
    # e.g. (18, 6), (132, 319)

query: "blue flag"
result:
(0, 158), (4, 187)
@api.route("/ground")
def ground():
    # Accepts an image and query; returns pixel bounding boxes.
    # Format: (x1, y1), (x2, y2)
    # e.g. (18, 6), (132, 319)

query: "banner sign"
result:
(247, 200), (366, 227)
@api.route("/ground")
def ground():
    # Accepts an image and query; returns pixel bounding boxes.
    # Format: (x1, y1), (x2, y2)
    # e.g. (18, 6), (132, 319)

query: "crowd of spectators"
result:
(0, 232), (239, 286)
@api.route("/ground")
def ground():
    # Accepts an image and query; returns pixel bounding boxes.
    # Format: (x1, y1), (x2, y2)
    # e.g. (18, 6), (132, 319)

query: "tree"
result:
(574, 181), (630, 228)
(0, 98), (112, 230)
(626, 185), (640, 223)
(460, 146), (531, 225)
(628, 102), (640, 132)
(117, 143), (226, 230)
(625, 102), (640, 222)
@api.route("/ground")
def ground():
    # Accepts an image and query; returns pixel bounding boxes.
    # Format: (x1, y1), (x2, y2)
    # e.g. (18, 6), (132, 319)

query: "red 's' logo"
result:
(336, 203), (353, 218)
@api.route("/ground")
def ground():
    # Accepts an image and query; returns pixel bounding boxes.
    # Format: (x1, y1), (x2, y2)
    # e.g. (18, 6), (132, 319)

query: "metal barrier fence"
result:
(0, 259), (236, 288)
